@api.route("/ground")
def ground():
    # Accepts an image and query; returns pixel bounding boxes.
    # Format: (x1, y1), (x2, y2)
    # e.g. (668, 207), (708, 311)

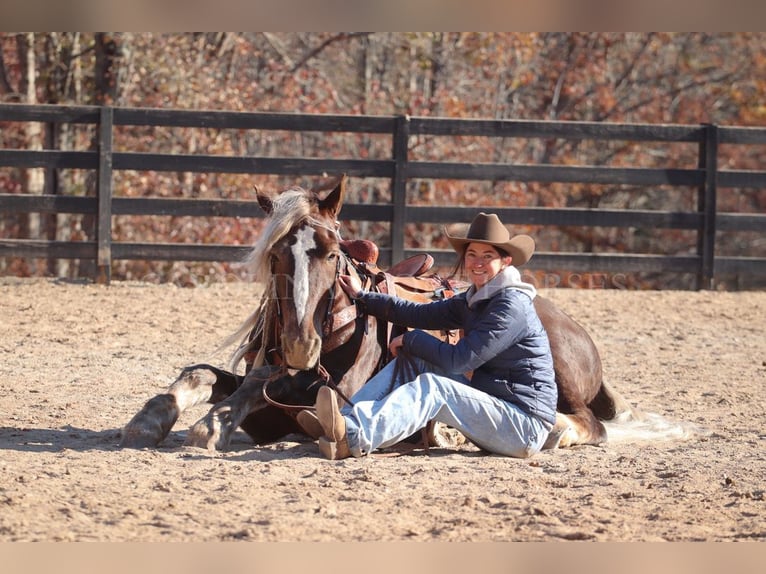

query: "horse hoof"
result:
(427, 421), (467, 448)
(184, 423), (222, 450)
(542, 427), (567, 450)
(542, 414), (577, 450)
(120, 394), (179, 448)
(120, 427), (163, 449)
(184, 406), (233, 451)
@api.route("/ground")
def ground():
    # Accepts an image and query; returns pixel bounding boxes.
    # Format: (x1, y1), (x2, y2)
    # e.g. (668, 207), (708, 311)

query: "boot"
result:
(315, 386), (352, 460)
(318, 436), (351, 460)
(296, 409), (324, 440)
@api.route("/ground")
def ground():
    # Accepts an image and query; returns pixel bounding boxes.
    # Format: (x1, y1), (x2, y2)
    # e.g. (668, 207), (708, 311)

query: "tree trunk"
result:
(79, 33), (125, 279)
(17, 33), (44, 274)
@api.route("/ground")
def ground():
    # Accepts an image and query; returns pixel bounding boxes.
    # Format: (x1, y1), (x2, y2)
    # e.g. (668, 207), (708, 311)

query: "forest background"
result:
(1, 32), (764, 289)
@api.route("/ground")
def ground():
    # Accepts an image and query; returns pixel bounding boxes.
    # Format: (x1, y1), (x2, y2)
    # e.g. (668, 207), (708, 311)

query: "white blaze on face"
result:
(291, 226), (316, 327)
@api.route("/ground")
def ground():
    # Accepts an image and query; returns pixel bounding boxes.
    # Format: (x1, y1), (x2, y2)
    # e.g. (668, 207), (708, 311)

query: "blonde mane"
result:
(245, 187), (314, 283)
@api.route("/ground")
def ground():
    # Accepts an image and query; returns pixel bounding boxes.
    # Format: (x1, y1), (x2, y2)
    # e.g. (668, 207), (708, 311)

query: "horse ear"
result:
(255, 186), (273, 215)
(318, 174), (346, 218)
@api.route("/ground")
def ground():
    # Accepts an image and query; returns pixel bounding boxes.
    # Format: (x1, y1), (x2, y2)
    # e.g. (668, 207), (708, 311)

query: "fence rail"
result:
(1, 103), (765, 288)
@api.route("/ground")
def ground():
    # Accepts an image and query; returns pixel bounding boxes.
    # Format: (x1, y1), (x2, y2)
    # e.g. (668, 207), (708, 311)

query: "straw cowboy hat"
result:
(445, 212), (535, 266)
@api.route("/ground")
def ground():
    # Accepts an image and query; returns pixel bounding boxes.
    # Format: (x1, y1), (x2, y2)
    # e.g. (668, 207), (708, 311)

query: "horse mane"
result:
(244, 186), (314, 283)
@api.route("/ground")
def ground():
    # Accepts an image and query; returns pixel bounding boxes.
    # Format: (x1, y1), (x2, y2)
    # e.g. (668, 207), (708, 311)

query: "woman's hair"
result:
(449, 244), (510, 278)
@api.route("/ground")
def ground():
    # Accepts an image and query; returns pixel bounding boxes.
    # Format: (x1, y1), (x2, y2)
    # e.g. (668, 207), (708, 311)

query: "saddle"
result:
(340, 239), (465, 299)
(340, 239), (468, 345)
(340, 239), (432, 276)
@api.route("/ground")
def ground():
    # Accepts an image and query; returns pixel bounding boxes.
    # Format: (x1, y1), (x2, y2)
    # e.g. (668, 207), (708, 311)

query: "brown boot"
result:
(316, 386), (346, 441)
(315, 386), (352, 460)
(318, 435), (351, 460)
(296, 410), (324, 440)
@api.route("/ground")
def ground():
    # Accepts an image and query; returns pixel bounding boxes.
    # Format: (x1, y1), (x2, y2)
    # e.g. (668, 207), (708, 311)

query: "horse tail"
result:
(596, 379), (707, 443)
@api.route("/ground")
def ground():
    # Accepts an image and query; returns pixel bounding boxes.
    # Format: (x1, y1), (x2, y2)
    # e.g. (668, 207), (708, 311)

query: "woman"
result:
(297, 212), (557, 459)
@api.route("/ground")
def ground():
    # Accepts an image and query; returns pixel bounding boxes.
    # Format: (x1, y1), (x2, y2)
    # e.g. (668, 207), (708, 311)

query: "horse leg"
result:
(542, 409), (603, 449)
(542, 367), (610, 450)
(532, 295), (608, 449)
(544, 378), (646, 450)
(184, 366), (304, 450)
(120, 364), (240, 448)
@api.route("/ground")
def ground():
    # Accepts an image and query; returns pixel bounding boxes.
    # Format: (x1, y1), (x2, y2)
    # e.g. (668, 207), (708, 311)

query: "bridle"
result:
(261, 240), (371, 414)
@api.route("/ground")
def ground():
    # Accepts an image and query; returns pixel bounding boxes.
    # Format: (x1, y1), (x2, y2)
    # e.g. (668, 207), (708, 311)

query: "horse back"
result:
(534, 295), (604, 410)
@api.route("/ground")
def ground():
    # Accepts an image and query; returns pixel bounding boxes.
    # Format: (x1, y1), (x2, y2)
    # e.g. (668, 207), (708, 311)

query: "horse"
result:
(120, 176), (690, 452)
(120, 177), (386, 449)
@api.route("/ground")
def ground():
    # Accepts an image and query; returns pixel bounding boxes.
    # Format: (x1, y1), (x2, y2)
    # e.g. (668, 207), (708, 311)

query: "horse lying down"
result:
(121, 177), (701, 452)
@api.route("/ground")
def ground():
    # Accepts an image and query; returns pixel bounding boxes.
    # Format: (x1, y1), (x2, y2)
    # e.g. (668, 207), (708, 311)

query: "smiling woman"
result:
(446, 212), (536, 290)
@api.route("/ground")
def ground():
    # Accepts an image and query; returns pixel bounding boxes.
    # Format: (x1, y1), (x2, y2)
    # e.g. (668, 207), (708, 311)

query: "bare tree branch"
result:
(612, 33), (654, 92)
(549, 33), (580, 121)
(290, 32), (370, 74)
(261, 32), (295, 69)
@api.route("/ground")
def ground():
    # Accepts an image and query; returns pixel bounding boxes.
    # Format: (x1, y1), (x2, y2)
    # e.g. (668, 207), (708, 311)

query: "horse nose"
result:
(282, 334), (322, 369)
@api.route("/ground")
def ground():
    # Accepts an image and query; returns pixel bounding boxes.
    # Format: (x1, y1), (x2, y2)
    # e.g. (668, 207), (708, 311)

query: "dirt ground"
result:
(1, 277), (764, 542)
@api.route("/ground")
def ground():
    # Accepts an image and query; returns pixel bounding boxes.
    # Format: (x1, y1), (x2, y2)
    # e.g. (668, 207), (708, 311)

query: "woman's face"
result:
(464, 242), (511, 288)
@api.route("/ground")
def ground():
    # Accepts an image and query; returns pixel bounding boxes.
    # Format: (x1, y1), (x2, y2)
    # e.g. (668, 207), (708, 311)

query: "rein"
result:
(260, 363), (356, 414)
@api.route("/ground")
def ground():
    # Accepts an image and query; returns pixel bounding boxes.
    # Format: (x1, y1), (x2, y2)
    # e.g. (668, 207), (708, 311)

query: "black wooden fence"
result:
(1, 103), (765, 288)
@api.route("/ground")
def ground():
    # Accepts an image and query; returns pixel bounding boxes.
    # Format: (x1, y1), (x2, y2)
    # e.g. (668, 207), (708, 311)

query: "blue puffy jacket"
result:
(358, 268), (558, 426)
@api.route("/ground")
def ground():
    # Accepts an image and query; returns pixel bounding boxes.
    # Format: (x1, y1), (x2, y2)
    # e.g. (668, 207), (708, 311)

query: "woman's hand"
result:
(339, 274), (364, 299)
(388, 334), (404, 358)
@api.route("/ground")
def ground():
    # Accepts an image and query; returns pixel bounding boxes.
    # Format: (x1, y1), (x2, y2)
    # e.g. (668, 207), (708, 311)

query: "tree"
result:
(1, 32), (764, 287)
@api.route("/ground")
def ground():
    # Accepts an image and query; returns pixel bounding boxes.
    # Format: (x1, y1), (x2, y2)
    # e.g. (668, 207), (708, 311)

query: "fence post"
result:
(43, 121), (58, 276)
(96, 106), (114, 284)
(391, 115), (410, 265)
(696, 123), (718, 290)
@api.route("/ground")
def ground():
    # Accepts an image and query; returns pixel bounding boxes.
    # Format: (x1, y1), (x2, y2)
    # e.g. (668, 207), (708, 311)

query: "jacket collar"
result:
(465, 266), (536, 308)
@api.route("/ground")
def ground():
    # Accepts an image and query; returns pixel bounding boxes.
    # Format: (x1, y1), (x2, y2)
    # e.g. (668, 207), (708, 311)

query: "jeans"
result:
(340, 356), (551, 458)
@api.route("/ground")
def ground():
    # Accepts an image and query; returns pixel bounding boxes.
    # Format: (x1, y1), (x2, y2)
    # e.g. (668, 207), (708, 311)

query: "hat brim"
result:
(445, 226), (535, 267)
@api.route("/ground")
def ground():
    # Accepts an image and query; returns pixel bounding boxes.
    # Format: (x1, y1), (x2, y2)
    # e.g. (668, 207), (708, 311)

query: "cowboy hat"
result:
(444, 212), (535, 266)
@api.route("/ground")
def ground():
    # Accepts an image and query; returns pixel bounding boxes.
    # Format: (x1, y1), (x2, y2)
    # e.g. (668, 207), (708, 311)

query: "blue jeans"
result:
(340, 356), (551, 458)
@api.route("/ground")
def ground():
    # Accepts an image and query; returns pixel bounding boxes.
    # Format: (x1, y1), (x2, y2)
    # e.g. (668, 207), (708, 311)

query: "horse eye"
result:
(327, 252), (338, 262)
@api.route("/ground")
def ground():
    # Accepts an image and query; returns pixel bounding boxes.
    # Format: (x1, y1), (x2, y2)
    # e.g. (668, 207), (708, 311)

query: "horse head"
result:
(255, 177), (348, 370)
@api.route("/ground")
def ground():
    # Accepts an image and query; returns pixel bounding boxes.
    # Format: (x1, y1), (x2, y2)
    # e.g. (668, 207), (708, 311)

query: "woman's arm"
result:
(404, 292), (528, 373)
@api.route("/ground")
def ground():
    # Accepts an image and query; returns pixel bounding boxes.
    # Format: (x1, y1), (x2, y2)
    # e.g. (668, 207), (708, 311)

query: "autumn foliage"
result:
(1, 33), (764, 288)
